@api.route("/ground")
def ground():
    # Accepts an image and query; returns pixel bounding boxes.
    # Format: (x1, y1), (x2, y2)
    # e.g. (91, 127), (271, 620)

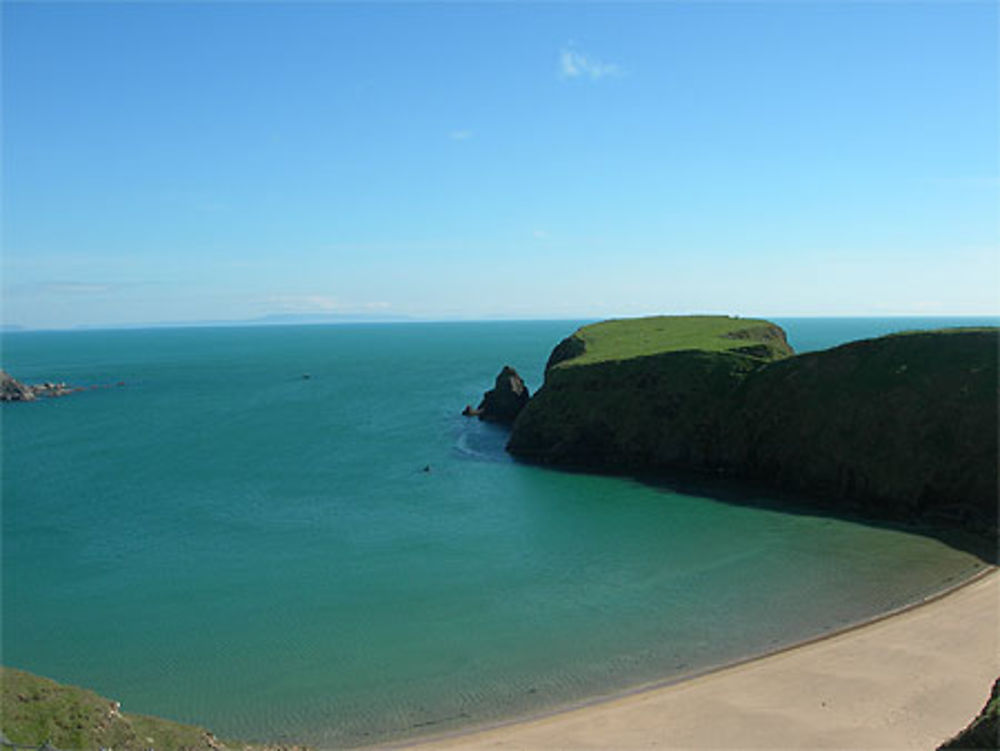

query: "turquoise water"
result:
(2, 318), (993, 747)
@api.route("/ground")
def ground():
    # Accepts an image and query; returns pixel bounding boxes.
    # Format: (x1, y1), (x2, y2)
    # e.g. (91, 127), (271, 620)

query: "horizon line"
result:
(4, 312), (1000, 334)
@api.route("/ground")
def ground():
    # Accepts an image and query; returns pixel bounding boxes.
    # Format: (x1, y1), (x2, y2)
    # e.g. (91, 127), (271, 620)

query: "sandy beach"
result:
(397, 569), (999, 751)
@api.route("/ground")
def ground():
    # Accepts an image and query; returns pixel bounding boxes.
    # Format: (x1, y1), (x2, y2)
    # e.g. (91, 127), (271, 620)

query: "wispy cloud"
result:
(449, 130), (473, 141)
(532, 229), (549, 240)
(558, 46), (621, 81)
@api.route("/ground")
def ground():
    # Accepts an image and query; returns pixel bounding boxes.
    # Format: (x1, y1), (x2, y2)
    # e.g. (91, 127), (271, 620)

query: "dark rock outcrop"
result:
(1, 370), (84, 401)
(466, 366), (530, 424)
(1, 370), (37, 401)
(507, 319), (999, 539)
(938, 677), (1000, 749)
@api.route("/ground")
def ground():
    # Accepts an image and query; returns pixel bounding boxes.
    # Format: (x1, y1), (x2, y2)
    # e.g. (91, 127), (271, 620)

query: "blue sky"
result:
(3, 1), (997, 328)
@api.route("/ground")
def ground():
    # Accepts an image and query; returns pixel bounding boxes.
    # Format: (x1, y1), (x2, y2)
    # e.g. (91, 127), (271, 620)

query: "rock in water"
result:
(473, 366), (530, 424)
(1, 370), (36, 402)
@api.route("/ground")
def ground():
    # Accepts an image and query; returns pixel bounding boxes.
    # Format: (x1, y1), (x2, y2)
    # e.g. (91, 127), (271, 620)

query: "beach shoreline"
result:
(378, 566), (999, 750)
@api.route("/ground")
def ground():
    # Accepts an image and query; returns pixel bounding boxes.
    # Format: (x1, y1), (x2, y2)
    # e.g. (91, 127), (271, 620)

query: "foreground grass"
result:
(0, 668), (307, 751)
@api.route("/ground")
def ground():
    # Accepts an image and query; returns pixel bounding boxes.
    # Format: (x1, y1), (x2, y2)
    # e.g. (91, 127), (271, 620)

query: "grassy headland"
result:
(508, 316), (998, 544)
(545, 315), (793, 370)
(511, 315), (794, 471)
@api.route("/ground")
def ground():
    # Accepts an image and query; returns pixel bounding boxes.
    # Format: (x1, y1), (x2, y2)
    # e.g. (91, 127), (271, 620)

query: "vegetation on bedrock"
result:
(938, 677), (999, 749)
(513, 315), (795, 469)
(509, 317), (999, 543)
(722, 329), (999, 534)
(0, 667), (308, 751)
(547, 315), (793, 370)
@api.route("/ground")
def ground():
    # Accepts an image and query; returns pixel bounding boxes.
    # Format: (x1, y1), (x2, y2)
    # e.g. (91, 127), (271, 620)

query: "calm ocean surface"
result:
(2, 317), (995, 747)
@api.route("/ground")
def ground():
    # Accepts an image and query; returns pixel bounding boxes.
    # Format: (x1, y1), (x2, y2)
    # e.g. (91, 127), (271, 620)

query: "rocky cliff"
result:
(507, 316), (998, 538)
(717, 329), (998, 534)
(507, 316), (793, 468)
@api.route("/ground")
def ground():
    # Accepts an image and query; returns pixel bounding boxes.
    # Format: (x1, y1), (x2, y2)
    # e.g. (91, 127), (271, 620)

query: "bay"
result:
(2, 317), (993, 747)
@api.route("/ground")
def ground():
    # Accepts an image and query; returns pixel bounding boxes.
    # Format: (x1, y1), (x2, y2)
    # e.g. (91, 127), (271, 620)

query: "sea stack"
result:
(465, 365), (531, 424)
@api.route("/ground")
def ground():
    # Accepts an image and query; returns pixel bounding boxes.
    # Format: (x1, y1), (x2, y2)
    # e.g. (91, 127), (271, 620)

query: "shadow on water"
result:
(632, 469), (1000, 566)
(452, 405), (997, 563)
(504, 454), (999, 566)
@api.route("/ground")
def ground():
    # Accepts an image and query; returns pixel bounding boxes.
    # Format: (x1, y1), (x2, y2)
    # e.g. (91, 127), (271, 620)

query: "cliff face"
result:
(507, 317), (999, 537)
(508, 316), (793, 467)
(718, 330), (999, 533)
(508, 349), (771, 468)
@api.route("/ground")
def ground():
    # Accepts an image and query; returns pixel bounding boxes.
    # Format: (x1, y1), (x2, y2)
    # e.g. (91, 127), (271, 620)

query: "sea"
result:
(1, 317), (995, 748)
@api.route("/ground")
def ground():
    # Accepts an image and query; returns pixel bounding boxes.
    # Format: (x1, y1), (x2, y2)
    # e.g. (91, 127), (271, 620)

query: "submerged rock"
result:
(466, 365), (530, 424)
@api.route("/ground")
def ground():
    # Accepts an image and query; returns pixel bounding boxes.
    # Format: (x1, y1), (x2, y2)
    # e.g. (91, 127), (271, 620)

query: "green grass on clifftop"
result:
(552, 316), (793, 369)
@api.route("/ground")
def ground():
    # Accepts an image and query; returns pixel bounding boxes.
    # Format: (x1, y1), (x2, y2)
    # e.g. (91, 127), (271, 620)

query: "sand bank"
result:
(396, 569), (999, 750)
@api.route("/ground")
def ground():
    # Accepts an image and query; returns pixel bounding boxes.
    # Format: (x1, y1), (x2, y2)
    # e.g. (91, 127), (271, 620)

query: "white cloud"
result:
(532, 229), (549, 239)
(558, 47), (621, 81)
(449, 130), (473, 141)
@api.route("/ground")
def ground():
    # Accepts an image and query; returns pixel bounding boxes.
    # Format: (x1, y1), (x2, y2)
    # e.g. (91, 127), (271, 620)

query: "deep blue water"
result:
(2, 317), (994, 747)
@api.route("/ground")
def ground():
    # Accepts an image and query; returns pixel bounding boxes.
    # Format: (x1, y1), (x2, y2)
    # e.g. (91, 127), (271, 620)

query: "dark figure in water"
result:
(422, 465), (431, 473)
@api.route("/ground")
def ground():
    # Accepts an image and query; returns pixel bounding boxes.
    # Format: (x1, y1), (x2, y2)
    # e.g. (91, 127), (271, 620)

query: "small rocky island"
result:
(462, 365), (530, 424)
(1, 370), (82, 401)
(471, 315), (998, 540)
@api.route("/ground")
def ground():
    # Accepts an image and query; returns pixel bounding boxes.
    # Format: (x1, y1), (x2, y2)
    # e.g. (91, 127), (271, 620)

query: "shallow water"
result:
(1, 318), (993, 747)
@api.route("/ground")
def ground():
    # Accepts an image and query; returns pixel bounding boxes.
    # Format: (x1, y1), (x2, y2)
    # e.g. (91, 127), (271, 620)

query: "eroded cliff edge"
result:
(507, 316), (998, 539)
